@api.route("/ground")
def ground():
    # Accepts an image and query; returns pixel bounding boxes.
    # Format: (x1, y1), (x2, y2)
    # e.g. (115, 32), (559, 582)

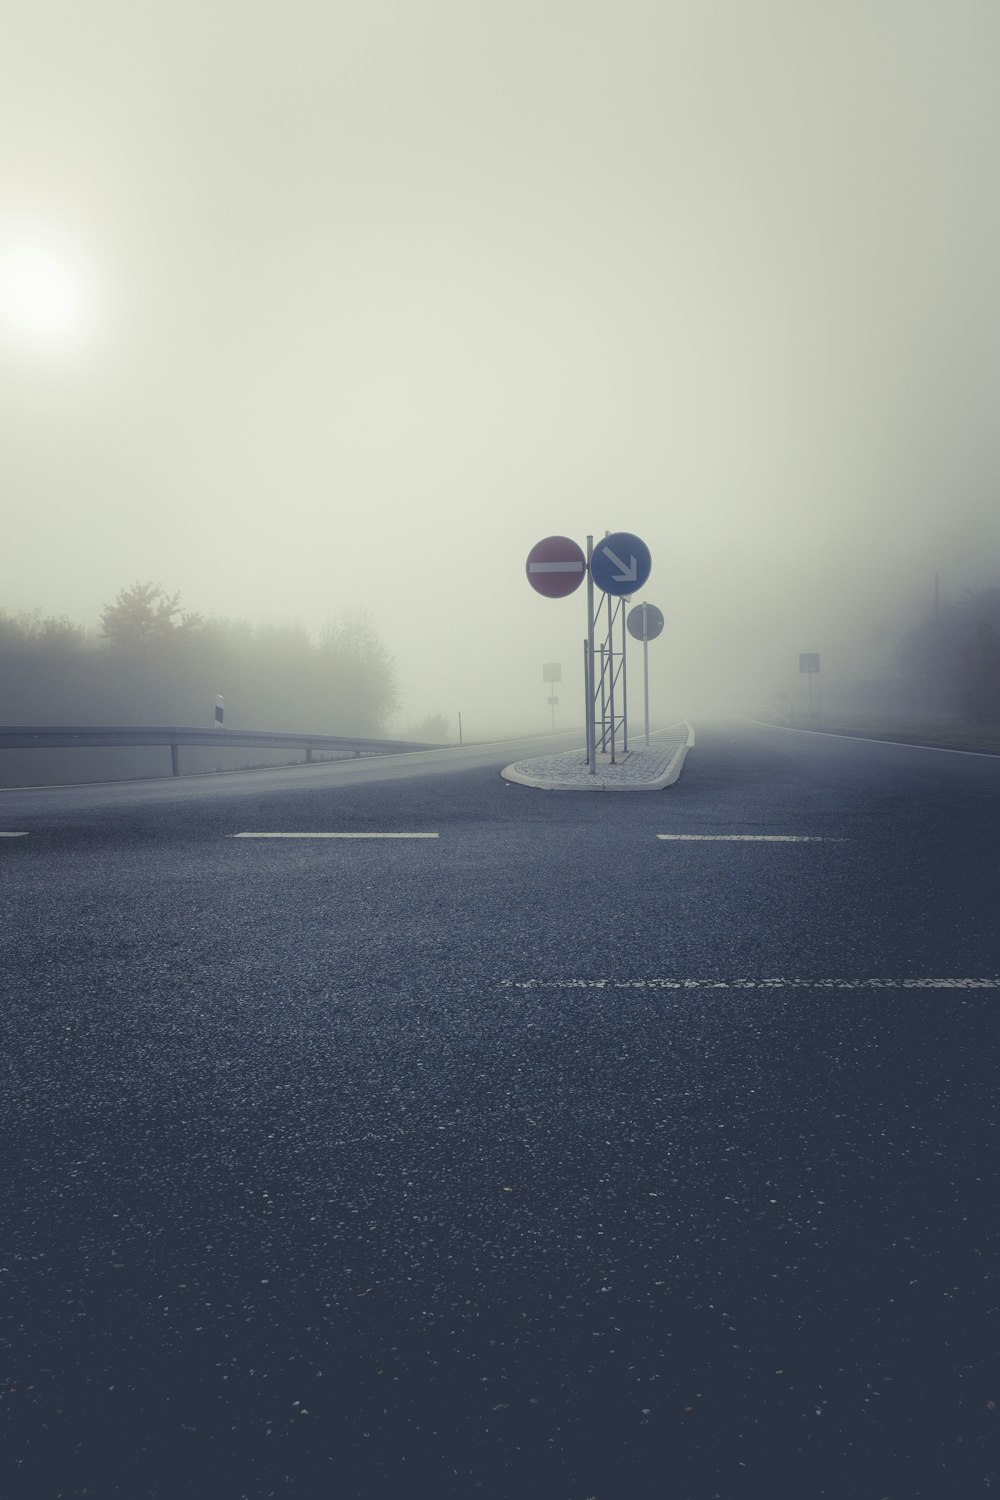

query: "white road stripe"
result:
(743, 714), (1000, 759)
(502, 977), (1000, 990)
(657, 834), (839, 842)
(0, 831), (28, 838)
(233, 832), (439, 839)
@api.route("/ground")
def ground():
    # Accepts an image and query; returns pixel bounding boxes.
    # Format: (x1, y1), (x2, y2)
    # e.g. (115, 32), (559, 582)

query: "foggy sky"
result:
(2, 1), (999, 736)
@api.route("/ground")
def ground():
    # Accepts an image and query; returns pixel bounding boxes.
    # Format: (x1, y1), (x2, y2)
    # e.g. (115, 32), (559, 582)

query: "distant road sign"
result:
(542, 662), (562, 682)
(627, 603), (664, 642)
(526, 536), (587, 598)
(590, 532), (652, 596)
(799, 653), (820, 673)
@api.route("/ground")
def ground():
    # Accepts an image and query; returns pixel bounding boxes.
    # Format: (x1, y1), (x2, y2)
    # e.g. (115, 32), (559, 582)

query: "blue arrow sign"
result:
(590, 532), (652, 596)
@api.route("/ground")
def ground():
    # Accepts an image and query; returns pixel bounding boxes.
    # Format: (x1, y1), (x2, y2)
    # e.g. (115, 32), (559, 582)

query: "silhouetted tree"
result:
(0, 609), (85, 649)
(411, 712), (450, 742)
(100, 582), (200, 650)
(0, 592), (402, 782)
(34, 615), (87, 650)
(319, 609), (398, 734)
(955, 619), (1000, 723)
(896, 585), (1000, 720)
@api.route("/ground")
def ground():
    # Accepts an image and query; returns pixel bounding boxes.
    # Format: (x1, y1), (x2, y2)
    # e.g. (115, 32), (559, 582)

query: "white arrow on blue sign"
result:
(590, 532), (652, 596)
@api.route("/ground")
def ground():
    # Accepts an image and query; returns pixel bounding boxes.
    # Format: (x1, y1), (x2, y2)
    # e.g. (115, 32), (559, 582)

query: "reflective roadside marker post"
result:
(215, 695), (224, 727)
(627, 602), (664, 746)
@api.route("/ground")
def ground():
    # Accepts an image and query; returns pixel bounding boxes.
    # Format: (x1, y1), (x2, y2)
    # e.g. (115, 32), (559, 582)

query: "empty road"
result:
(2, 720), (998, 1498)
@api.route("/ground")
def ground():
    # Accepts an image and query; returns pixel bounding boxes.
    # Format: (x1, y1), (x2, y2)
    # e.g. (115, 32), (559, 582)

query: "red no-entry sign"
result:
(525, 536), (587, 598)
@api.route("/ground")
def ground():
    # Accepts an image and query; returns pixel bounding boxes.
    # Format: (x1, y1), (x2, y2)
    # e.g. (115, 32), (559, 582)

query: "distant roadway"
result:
(2, 720), (998, 1498)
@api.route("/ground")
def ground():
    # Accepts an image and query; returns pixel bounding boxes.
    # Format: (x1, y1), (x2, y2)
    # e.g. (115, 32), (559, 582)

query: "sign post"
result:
(526, 530), (652, 776)
(590, 532), (651, 768)
(627, 603), (664, 745)
(542, 662), (561, 731)
(586, 536), (596, 772)
(799, 652), (820, 718)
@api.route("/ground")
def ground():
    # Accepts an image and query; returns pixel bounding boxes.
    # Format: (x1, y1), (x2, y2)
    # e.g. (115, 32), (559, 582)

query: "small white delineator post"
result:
(214, 695), (224, 727)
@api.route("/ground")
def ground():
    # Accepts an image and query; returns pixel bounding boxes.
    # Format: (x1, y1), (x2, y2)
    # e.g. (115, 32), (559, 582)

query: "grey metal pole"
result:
(586, 536), (596, 773)
(583, 640), (592, 767)
(607, 591), (617, 763)
(643, 605), (651, 744)
(621, 596), (628, 753)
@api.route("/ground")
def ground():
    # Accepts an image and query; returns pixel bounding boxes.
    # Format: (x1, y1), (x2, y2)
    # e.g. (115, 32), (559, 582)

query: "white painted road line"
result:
(233, 832), (439, 839)
(502, 977), (1000, 990)
(0, 832), (28, 838)
(743, 713), (1000, 759)
(657, 834), (840, 842)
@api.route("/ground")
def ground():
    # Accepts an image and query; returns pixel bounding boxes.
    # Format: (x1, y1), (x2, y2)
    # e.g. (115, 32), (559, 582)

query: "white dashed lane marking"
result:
(502, 977), (1000, 990)
(657, 834), (841, 842)
(0, 832), (28, 838)
(232, 832), (439, 840)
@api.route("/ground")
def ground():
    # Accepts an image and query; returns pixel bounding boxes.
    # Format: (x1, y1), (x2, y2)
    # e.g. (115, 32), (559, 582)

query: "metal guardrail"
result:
(0, 725), (445, 777)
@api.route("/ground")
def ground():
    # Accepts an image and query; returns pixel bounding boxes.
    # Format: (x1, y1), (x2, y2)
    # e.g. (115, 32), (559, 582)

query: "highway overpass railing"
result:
(0, 725), (445, 777)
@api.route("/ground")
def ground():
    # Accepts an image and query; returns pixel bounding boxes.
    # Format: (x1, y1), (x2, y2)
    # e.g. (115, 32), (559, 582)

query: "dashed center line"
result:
(0, 831), (28, 838)
(232, 832), (439, 840)
(502, 977), (1000, 990)
(657, 834), (840, 842)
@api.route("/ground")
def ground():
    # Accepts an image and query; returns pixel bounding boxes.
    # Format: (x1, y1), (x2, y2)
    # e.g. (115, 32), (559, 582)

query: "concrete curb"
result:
(501, 722), (696, 792)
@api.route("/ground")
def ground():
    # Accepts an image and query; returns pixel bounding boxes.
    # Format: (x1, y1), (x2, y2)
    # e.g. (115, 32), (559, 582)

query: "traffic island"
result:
(501, 727), (693, 791)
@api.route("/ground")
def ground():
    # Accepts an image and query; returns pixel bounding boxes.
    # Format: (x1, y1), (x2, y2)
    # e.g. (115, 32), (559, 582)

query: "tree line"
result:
(895, 583), (1000, 723)
(0, 583), (400, 782)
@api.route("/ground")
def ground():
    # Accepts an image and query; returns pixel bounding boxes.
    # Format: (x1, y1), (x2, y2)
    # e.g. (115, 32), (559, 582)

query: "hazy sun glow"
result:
(0, 235), (98, 350)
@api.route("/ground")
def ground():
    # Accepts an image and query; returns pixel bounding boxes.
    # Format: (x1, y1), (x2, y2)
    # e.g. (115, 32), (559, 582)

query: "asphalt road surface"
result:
(2, 719), (999, 1499)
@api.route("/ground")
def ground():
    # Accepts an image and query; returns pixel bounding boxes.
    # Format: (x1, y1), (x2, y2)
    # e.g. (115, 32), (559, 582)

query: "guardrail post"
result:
(170, 744), (180, 777)
(306, 745), (313, 762)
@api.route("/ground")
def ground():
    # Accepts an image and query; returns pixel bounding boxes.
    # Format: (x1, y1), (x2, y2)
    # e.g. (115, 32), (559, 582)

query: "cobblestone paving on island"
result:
(502, 734), (688, 790)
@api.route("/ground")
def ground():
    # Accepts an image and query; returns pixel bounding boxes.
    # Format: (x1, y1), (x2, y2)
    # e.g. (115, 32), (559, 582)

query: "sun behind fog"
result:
(0, 235), (99, 351)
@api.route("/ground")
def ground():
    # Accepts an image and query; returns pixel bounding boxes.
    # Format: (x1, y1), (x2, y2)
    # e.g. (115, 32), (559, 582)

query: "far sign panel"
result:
(799, 653), (820, 673)
(590, 532), (652, 596)
(525, 536), (587, 598)
(626, 603), (664, 641)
